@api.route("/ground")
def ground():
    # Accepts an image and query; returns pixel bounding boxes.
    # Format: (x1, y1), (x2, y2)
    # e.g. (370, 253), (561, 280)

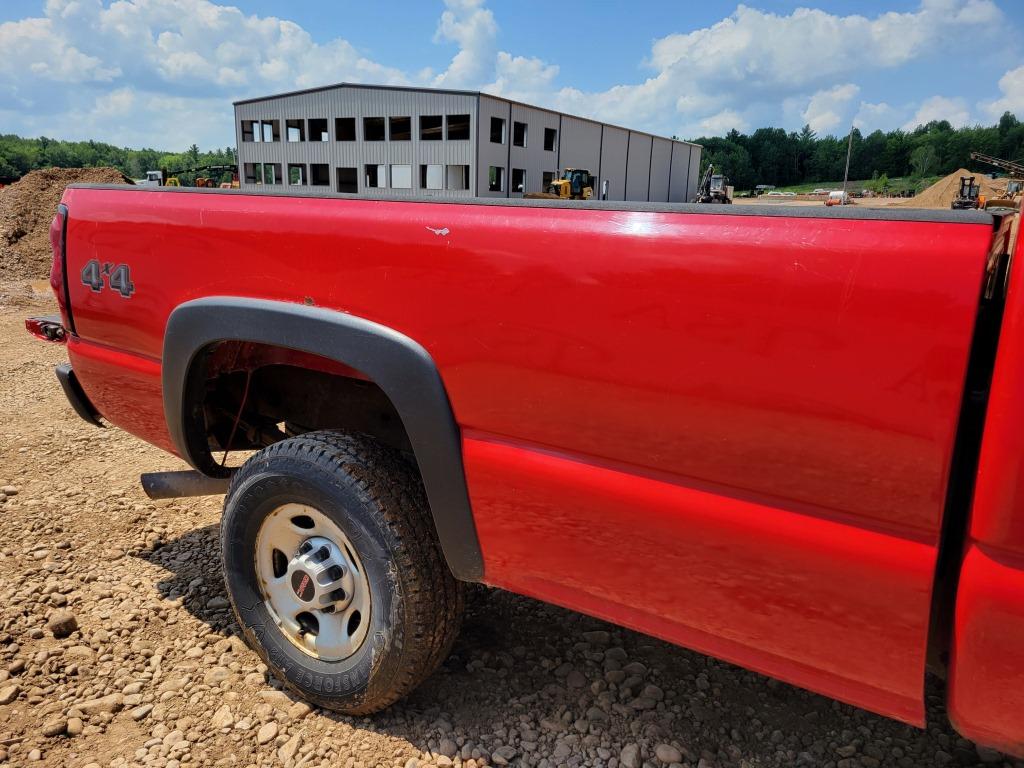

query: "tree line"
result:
(3, 111), (1023, 192)
(0, 134), (236, 184)
(689, 111), (1024, 191)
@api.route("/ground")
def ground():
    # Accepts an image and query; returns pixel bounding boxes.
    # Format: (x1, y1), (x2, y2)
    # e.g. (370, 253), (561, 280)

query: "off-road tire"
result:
(220, 430), (464, 714)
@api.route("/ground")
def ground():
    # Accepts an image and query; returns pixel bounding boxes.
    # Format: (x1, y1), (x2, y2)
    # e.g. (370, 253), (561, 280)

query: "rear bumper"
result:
(55, 363), (103, 428)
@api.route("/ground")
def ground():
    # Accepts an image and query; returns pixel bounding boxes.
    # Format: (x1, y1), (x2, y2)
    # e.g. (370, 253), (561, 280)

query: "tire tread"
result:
(222, 430), (464, 714)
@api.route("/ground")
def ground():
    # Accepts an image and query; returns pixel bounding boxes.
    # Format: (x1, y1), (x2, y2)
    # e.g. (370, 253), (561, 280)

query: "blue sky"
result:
(2, 0), (1022, 150)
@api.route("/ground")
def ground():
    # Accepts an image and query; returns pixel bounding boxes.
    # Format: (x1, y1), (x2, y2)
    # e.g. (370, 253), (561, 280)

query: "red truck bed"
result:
(41, 185), (1024, 753)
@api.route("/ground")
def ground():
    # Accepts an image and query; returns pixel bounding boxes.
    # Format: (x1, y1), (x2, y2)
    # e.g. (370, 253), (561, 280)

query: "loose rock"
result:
(78, 693), (123, 716)
(41, 717), (67, 737)
(46, 609), (78, 638)
(620, 743), (642, 768)
(256, 721), (278, 744)
(656, 744), (683, 764)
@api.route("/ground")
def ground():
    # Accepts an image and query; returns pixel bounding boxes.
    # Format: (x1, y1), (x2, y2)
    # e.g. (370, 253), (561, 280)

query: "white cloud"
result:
(0, 0), (427, 147)
(648, 1), (997, 88)
(854, 102), (905, 132)
(93, 87), (136, 118)
(483, 52), (560, 103)
(903, 95), (972, 130)
(801, 84), (859, 134)
(980, 65), (1024, 120)
(697, 110), (749, 135)
(0, 16), (120, 83)
(481, 0), (1002, 137)
(0, 0), (1011, 148)
(431, 0), (498, 88)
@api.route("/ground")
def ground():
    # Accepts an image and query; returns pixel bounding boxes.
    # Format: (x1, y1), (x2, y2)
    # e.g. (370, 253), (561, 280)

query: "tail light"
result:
(48, 203), (76, 335)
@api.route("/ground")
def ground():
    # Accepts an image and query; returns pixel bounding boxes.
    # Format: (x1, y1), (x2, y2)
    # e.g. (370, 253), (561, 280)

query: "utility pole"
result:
(842, 124), (854, 201)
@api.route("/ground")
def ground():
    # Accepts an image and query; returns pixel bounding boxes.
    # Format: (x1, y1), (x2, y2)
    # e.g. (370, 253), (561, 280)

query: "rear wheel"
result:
(220, 430), (464, 714)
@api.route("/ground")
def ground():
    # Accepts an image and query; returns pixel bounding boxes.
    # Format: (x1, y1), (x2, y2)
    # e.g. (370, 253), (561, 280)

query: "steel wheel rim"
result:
(254, 503), (371, 661)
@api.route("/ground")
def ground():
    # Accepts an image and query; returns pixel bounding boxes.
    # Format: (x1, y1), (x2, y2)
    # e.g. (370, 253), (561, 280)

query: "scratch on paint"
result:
(425, 225), (450, 236)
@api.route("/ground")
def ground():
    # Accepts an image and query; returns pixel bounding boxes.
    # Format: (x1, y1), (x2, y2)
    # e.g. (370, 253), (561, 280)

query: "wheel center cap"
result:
(290, 570), (316, 602)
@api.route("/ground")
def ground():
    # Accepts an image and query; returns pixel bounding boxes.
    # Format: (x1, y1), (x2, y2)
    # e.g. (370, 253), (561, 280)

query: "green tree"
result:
(910, 144), (937, 177)
(869, 173), (889, 194)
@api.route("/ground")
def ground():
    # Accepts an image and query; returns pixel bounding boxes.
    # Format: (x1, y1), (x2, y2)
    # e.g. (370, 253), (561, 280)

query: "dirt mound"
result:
(0, 167), (130, 280)
(892, 168), (1008, 209)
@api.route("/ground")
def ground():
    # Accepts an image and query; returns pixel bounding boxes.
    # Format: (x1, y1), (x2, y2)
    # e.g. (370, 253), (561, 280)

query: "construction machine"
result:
(969, 152), (1023, 211)
(145, 165), (239, 188)
(548, 168), (594, 200)
(951, 176), (981, 210)
(694, 164), (733, 204)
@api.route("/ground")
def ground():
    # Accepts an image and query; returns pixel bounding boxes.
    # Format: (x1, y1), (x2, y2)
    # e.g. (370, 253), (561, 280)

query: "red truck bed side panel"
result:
(950, 224), (1024, 755)
(60, 188), (992, 725)
(465, 434), (935, 723)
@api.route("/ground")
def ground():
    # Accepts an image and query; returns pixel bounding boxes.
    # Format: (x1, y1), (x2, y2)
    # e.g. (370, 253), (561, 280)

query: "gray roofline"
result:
(232, 81), (481, 105)
(233, 82), (702, 149)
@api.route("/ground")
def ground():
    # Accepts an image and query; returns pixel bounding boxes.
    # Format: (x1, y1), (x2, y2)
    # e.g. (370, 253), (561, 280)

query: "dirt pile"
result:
(892, 168), (1008, 209)
(0, 167), (129, 280)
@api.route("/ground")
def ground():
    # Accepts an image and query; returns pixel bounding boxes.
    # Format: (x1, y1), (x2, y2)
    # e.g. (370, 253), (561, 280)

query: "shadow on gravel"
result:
(138, 524), (1012, 768)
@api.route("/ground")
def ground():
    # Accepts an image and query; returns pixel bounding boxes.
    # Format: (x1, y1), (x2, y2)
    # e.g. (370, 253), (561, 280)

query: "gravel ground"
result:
(0, 280), (1021, 768)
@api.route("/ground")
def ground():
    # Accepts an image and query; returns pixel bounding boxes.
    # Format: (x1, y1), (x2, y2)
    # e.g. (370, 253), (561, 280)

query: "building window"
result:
(389, 116), (411, 141)
(244, 162), (281, 185)
(511, 168), (526, 193)
(488, 166), (504, 192)
(242, 120), (279, 143)
(336, 118), (356, 141)
(287, 164), (306, 185)
(337, 167), (357, 193)
(447, 114), (470, 140)
(512, 121), (527, 147)
(286, 119), (305, 142)
(364, 117), (385, 141)
(490, 116), (505, 144)
(446, 165), (470, 191)
(308, 119), (329, 142)
(310, 164), (330, 186)
(420, 115), (443, 141)
(544, 127), (557, 151)
(542, 171), (556, 190)
(365, 164), (385, 188)
(420, 164), (443, 190)
(391, 164), (412, 189)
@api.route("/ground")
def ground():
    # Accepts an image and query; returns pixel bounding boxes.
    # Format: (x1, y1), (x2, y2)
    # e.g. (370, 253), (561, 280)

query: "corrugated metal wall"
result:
(476, 96), (510, 198)
(235, 87), (477, 198)
(508, 103), (560, 198)
(558, 117), (603, 180)
(649, 138), (672, 202)
(599, 127), (628, 201)
(235, 86), (703, 203)
(686, 144), (702, 201)
(625, 133), (652, 201)
(669, 142), (693, 203)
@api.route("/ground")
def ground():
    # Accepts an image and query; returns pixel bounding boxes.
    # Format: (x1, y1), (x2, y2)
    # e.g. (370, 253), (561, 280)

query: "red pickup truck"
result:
(27, 185), (1024, 755)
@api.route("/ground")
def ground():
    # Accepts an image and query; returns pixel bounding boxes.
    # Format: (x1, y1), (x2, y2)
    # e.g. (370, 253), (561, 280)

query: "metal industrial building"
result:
(234, 84), (702, 202)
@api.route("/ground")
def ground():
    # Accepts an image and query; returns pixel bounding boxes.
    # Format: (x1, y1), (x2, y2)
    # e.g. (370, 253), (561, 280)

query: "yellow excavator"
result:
(969, 152), (1022, 211)
(548, 168), (594, 199)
